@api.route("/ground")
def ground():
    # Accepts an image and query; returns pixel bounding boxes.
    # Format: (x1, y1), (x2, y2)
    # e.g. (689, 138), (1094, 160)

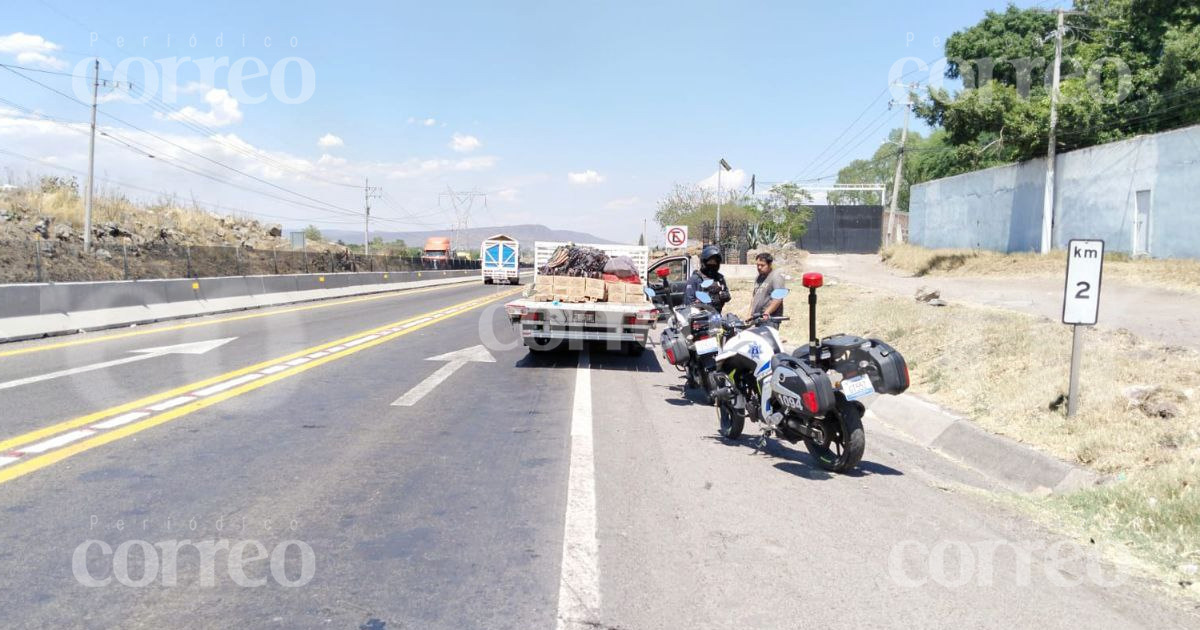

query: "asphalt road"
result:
(0, 280), (1196, 629)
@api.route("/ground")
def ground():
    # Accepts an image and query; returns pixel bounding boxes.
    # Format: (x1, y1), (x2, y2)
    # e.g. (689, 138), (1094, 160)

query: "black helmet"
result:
(700, 244), (723, 265)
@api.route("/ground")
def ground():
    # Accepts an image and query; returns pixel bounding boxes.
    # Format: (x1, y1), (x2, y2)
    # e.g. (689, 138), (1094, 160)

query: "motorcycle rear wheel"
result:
(803, 397), (865, 473)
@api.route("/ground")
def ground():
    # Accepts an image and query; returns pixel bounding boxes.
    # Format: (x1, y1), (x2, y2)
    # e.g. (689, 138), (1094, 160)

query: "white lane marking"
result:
(343, 334), (380, 348)
(91, 411), (150, 430)
(307, 351), (330, 359)
(286, 357), (311, 367)
(18, 429), (96, 454)
(146, 396), (196, 412)
(192, 373), (263, 397)
(401, 317), (434, 328)
(260, 365), (289, 375)
(0, 456), (22, 468)
(555, 349), (600, 630)
(325, 346), (347, 353)
(0, 338), (237, 392)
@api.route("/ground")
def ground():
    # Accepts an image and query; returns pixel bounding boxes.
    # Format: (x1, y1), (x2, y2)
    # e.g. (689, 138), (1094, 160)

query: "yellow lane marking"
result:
(0, 280), (475, 359)
(0, 289), (520, 485)
(0, 288), (518, 454)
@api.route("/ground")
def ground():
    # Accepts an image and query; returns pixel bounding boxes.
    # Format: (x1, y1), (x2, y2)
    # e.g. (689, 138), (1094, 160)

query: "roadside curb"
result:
(865, 393), (1103, 494)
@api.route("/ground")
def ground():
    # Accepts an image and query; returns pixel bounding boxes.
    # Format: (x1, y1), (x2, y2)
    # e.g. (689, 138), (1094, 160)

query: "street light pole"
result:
(715, 158), (731, 245)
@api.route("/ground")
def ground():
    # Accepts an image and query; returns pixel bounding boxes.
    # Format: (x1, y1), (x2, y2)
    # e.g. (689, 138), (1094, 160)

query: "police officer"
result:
(685, 244), (732, 313)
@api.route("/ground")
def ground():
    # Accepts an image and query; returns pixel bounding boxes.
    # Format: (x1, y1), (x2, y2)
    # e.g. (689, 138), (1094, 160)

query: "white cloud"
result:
(158, 88), (243, 128)
(497, 188), (520, 201)
(317, 133), (344, 149)
(180, 81), (210, 94)
(16, 51), (66, 70)
(698, 167), (747, 191)
(0, 32), (65, 70)
(605, 196), (641, 209)
(567, 169), (605, 185)
(406, 117), (438, 127)
(423, 118), (437, 127)
(449, 133), (481, 153)
(386, 155), (497, 179)
(317, 153), (347, 167)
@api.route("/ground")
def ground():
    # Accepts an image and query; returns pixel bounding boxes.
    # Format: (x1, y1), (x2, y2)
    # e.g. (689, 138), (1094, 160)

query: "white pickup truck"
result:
(504, 241), (693, 354)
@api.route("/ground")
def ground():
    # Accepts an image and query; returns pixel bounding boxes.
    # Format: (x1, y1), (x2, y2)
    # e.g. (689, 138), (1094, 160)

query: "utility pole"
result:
(1040, 9), (1068, 254)
(362, 178), (382, 255)
(886, 83), (916, 247)
(83, 59), (99, 253)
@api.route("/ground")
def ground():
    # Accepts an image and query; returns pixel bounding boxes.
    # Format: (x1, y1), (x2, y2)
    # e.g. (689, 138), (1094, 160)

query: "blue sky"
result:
(0, 0), (1049, 243)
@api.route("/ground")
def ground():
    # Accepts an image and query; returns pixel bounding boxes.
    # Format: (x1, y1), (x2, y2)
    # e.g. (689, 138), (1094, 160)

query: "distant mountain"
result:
(316, 224), (618, 249)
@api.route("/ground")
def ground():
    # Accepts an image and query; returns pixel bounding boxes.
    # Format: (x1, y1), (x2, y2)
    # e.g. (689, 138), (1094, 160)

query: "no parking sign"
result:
(665, 225), (688, 248)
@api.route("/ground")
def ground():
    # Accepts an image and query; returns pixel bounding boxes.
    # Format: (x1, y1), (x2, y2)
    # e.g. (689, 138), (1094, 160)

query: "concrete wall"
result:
(0, 269), (483, 342)
(909, 123), (1200, 259)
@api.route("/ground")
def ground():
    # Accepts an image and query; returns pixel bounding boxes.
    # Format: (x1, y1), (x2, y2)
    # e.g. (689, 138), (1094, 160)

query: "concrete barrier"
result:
(0, 269), (496, 343)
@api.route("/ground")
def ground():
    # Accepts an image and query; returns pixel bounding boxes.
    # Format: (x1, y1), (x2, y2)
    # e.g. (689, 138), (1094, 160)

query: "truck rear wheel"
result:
(624, 341), (646, 356)
(484, 277), (493, 285)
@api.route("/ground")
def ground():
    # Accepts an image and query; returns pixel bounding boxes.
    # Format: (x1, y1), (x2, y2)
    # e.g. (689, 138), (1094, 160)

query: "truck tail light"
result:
(522, 311), (542, 321)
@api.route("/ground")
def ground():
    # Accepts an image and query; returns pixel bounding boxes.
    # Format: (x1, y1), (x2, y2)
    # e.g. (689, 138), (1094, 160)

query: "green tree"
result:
(654, 182), (757, 233)
(916, 1), (1200, 173)
(755, 183), (813, 243)
(303, 225), (323, 242)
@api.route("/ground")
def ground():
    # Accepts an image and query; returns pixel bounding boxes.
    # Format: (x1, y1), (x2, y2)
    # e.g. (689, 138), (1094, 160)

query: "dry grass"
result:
(725, 269), (1200, 588)
(882, 243), (1200, 295)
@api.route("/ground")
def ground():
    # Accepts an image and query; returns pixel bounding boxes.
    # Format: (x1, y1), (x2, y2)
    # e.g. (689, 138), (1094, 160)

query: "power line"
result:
(2, 64), (363, 217)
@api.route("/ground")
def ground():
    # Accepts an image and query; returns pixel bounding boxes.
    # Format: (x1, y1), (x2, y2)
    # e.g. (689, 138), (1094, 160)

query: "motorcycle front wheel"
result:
(712, 373), (743, 439)
(716, 401), (744, 439)
(803, 397), (865, 473)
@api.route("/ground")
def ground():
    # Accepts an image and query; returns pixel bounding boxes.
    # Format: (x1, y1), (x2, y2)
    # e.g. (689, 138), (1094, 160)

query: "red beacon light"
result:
(802, 272), (824, 289)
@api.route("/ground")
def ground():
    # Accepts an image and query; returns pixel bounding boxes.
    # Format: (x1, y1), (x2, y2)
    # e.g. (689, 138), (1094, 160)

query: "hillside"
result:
(320, 224), (617, 250)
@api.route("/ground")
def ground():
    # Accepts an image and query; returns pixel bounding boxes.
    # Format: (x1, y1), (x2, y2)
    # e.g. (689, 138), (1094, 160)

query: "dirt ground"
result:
(802, 253), (1200, 351)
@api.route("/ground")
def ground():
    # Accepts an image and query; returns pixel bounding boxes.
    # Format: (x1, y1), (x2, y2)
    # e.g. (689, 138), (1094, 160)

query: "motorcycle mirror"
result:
(700, 279), (714, 289)
(696, 291), (713, 304)
(643, 286), (656, 298)
(770, 288), (790, 300)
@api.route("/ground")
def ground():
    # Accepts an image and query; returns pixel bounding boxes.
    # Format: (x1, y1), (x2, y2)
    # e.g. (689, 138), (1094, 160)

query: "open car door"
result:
(646, 255), (692, 308)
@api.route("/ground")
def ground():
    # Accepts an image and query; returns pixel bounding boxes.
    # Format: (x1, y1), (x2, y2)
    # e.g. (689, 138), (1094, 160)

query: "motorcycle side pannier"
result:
(862, 338), (909, 395)
(818, 334), (910, 395)
(659, 328), (691, 366)
(771, 354), (836, 415)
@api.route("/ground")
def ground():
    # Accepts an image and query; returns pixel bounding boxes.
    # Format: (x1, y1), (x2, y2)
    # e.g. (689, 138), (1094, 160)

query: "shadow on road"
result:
(705, 434), (904, 481)
(511, 343), (664, 372)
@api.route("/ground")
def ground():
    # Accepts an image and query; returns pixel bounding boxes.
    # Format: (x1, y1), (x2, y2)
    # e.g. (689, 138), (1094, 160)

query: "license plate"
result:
(571, 311), (595, 324)
(695, 337), (719, 355)
(840, 374), (875, 400)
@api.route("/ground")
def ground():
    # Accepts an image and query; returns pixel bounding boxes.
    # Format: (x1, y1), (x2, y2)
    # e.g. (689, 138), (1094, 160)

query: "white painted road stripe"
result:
(19, 429), (96, 454)
(343, 335), (380, 348)
(192, 373), (263, 397)
(286, 357), (311, 366)
(146, 396), (196, 412)
(260, 365), (289, 375)
(0, 456), (21, 468)
(91, 411), (150, 430)
(555, 349), (600, 630)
